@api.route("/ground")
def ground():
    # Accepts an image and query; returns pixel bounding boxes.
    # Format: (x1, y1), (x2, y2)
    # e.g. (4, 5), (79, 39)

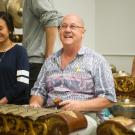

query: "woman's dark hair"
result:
(0, 11), (14, 41)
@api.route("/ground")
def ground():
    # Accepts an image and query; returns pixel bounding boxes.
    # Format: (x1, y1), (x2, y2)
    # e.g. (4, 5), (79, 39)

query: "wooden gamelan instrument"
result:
(97, 116), (135, 135)
(0, 104), (87, 135)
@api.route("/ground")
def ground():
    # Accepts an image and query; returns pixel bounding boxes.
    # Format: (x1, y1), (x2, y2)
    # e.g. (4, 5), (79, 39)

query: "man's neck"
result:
(62, 45), (81, 57)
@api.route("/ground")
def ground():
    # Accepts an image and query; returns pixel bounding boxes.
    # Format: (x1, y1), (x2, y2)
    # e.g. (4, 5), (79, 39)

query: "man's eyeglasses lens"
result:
(60, 24), (84, 30)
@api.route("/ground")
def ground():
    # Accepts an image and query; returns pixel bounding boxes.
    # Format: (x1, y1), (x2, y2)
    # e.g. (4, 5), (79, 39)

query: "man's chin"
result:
(63, 41), (73, 46)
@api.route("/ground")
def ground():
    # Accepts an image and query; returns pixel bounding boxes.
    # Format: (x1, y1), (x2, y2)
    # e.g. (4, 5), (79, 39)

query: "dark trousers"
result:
(29, 63), (43, 93)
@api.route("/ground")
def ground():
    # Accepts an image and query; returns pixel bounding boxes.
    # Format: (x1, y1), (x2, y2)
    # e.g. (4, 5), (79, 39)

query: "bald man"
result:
(29, 14), (117, 135)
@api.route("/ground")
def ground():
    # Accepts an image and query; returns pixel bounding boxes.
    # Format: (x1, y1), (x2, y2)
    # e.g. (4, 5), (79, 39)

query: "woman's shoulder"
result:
(12, 44), (28, 58)
(14, 44), (27, 52)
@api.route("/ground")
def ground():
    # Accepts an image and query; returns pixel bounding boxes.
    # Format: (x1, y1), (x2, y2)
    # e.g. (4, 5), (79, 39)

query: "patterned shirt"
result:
(31, 46), (116, 106)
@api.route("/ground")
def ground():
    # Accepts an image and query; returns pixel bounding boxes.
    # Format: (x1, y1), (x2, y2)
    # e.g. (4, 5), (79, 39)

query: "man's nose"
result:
(65, 26), (72, 31)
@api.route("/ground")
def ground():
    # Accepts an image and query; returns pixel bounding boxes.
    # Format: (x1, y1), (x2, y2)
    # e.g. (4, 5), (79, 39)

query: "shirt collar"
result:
(52, 46), (87, 61)
(77, 46), (87, 56)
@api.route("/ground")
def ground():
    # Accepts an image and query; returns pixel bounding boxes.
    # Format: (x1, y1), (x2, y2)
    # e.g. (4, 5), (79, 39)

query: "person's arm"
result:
(44, 27), (57, 58)
(29, 95), (44, 107)
(59, 97), (113, 112)
(131, 57), (135, 77)
(29, 60), (48, 107)
(4, 46), (29, 104)
(30, 0), (62, 59)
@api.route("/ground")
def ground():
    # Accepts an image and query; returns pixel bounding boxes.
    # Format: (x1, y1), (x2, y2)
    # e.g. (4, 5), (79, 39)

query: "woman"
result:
(0, 11), (29, 104)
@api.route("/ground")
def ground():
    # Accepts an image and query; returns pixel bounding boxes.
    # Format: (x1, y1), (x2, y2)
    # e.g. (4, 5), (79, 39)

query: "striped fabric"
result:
(17, 70), (29, 84)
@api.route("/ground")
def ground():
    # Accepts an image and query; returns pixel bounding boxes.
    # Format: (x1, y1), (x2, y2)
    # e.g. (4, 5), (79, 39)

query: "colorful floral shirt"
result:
(31, 46), (117, 107)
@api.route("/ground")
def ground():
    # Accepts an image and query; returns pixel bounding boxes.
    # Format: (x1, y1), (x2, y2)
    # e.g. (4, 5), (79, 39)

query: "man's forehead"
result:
(62, 14), (84, 26)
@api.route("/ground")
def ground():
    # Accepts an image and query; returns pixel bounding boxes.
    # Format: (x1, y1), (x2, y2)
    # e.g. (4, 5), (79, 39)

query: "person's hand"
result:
(29, 102), (41, 108)
(59, 100), (84, 111)
(29, 95), (44, 108)
(0, 97), (8, 104)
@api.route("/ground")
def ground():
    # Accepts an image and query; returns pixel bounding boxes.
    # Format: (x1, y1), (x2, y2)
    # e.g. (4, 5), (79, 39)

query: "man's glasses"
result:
(59, 24), (84, 31)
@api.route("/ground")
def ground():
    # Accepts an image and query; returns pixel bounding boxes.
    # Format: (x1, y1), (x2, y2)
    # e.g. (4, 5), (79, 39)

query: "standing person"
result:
(131, 57), (135, 77)
(0, 11), (29, 105)
(29, 14), (117, 135)
(22, 0), (62, 90)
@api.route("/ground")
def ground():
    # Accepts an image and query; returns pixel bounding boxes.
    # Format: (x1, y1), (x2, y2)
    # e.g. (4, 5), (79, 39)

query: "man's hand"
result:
(59, 100), (83, 111)
(29, 102), (41, 108)
(29, 95), (44, 108)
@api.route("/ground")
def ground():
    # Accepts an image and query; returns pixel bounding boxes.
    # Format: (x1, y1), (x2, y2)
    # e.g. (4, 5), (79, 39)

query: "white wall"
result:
(95, 0), (135, 73)
(95, 0), (135, 55)
(54, 0), (95, 50)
